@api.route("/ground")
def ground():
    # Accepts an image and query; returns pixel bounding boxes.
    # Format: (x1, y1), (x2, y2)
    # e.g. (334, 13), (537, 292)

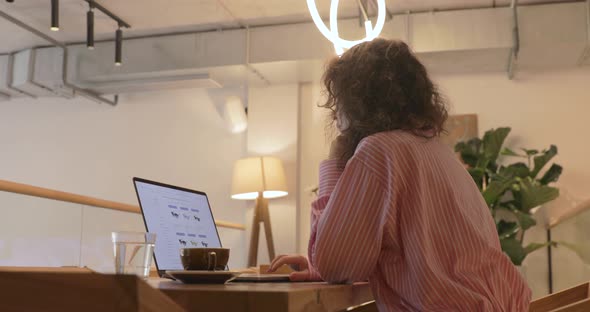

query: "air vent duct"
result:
(0, 55), (29, 99)
(10, 48), (73, 98)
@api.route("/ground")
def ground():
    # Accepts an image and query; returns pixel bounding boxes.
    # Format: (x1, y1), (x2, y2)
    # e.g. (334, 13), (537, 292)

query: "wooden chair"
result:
(529, 282), (590, 312)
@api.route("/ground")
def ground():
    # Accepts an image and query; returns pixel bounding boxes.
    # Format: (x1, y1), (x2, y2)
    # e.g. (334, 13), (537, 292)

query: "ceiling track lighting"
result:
(115, 26), (122, 66)
(50, 0), (59, 31)
(81, 1), (131, 66)
(87, 3), (94, 50)
(46, 0), (132, 65)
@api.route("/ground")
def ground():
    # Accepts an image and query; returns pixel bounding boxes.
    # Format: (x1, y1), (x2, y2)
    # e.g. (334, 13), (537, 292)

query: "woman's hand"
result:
(328, 135), (348, 160)
(267, 255), (314, 282)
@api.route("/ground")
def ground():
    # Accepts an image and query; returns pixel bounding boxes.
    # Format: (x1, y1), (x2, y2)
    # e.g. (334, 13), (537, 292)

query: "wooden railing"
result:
(0, 179), (245, 231)
(529, 282), (590, 312)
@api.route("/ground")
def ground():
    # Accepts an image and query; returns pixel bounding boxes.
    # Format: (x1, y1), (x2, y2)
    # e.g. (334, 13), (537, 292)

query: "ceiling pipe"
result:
(577, 0), (590, 65)
(405, 10), (412, 47)
(19, 1), (584, 90)
(507, 0), (519, 80)
(0, 9), (119, 105)
(370, 0), (393, 20)
(357, 0), (369, 27)
(63, 1), (587, 48)
(215, 0), (270, 85)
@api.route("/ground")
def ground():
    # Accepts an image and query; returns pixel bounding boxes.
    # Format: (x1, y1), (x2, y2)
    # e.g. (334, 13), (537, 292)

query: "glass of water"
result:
(111, 232), (156, 279)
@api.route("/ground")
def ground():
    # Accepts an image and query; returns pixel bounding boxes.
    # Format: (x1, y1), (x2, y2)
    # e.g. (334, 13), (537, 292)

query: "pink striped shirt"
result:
(307, 130), (531, 311)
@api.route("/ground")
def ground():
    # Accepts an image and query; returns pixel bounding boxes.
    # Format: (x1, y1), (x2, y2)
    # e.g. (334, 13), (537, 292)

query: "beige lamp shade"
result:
(231, 156), (288, 200)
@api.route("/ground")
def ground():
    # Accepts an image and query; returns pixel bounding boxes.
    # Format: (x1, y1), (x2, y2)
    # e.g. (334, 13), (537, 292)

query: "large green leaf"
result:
(539, 164), (563, 185)
(501, 239), (555, 266)
(500, 237), (527, 266)
(497, 204), (537, 231)
(497, 220), (519, 239)
(483, 166), (520, 207)
(530, 145), (558, 178)
(483, 179), (514, 207)
(511, 209), (537, 231)
(482, 127), (511, 164)
(501, 148), (526, 158)
(516, 177), (560, 212)
(499, 163), (530, 179)
(467, 167), (485, 190)
(455, 138), (482, 168)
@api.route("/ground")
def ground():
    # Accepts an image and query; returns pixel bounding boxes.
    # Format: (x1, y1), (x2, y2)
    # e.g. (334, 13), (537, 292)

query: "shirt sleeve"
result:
(306, 159), (346, 281)
(308, 155), (388, 284)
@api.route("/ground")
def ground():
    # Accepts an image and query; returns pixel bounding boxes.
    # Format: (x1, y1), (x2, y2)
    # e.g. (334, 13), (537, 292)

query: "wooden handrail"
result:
(530, 282), (590, 312)
(0, 179), (246, 231)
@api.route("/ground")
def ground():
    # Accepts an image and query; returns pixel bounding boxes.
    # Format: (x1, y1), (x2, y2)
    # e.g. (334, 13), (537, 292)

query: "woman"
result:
(268, 39), (531, 311)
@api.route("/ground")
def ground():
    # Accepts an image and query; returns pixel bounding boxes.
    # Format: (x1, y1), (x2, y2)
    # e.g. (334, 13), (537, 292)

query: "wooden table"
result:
(148, 278), (374, 312)
(0, 268), (374, 312)
(0, 270), (185, 312)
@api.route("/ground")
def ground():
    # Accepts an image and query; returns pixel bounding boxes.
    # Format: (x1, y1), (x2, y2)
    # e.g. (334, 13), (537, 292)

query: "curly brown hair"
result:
(321, 38), (448, 160)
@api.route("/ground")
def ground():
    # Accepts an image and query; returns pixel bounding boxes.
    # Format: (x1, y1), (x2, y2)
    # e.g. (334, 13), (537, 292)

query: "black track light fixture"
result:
(115, 25), (122, 66)
(87, 4), (94, 50)
(50, 0), (59, 31)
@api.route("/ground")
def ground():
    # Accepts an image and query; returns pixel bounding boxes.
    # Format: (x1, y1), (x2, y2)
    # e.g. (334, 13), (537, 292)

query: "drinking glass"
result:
(111, 231), (156, 279)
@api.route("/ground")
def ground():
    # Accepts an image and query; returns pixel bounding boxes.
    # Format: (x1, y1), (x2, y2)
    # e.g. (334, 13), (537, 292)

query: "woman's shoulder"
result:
(358, 130), (417, 149)
(349, 131), (415, 178)
(355, 130), (433, 160)
(353, 131), (403, 162)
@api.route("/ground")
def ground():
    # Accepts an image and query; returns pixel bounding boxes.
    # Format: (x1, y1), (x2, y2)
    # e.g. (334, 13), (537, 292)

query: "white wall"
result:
(1, 65), (588, 295)
(298, 83), (331, 254)
(0, 88), (248, 270)
(436, 68), (590, 198)
(436, 67), (590, 298)
(246, 84), (299, 265)
(298, 67), (590, 298)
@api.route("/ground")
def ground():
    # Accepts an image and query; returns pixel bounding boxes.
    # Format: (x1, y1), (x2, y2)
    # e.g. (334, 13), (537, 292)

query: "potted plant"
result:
(455, 127), (562, 266)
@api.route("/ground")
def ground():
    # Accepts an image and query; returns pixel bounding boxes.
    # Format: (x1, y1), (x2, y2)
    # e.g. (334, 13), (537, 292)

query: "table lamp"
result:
(231, 156), (288, 267)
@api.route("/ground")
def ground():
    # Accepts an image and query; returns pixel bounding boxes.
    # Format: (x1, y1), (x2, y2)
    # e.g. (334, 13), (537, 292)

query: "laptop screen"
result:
(133, 178), (222, 271)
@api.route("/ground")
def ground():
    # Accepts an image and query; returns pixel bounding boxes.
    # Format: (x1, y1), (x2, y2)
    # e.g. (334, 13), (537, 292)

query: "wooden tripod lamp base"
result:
(230, 156), (288, 268)
(248, 193), (275, 267)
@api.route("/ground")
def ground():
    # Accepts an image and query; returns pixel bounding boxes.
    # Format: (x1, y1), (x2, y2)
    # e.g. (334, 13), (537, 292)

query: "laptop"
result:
(133, 177), (290, 282)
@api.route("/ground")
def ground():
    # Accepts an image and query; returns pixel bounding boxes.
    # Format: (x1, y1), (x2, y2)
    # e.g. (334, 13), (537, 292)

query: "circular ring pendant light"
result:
(306, 0), (387, 55)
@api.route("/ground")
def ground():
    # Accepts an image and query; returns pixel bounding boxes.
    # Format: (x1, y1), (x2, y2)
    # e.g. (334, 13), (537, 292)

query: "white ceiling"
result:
(0, 0), (578, 54)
